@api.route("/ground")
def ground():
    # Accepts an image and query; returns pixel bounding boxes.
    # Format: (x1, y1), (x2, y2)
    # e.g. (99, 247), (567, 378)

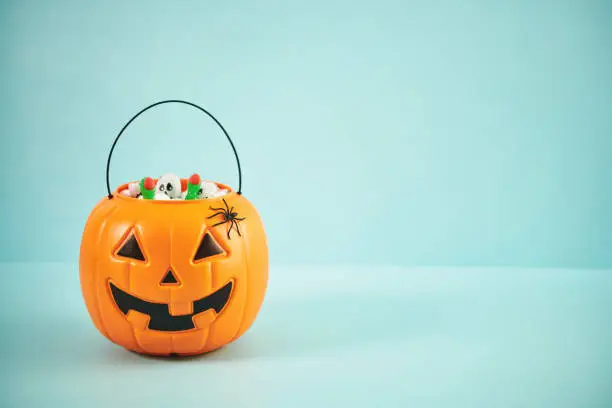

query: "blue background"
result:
(2, 0), (611, 268)
(1, 2), (612, 407)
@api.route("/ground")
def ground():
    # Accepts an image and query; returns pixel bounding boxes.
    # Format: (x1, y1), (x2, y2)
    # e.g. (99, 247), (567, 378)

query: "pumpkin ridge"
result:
(230, 224), (249, 342)
(197, 259), (214, 354)
(168, 221), (175, 355)
(81, 199), (118, 333)
(126, 261), (144, 353)
(198, 223), (228, 353)
(122, 213), (145, 353)
(92, 203), (120, 343)
(236, 219), (252, 338)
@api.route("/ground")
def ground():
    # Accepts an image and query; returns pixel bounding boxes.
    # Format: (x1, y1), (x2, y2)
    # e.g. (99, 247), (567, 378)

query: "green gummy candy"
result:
(185, 181), (201, 200)
(140, 178), (156, 200)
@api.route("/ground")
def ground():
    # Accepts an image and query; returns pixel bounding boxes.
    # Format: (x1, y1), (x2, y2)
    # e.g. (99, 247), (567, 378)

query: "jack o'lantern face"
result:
(108, 231), (234, 332)
(79, 182), (269, 356)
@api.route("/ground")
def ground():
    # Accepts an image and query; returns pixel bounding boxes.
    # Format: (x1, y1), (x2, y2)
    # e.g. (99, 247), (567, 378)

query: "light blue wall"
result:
(1, 0), (611, 267)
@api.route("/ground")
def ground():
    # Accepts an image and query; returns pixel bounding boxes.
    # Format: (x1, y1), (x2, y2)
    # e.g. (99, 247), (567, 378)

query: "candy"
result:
(128, 182), (141, 197)
(185, 173), (202, 200)
(198, 181), (230, 199)
(131, 173), (229, 200)
(155, 174), (182, 200)
(198, 180), (219, 199)
(154, 192), (173, 201)
(140, 177), (156, 200)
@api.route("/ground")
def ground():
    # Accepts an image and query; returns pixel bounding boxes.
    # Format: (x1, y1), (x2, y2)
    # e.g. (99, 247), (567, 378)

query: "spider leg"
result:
(222, 198), (230, 212)
(209, 206), (225, 212)
(233, 220), (242, 236)
(207, 211), (226, 219)
(234, 217), (246, 221)
(227, 220), (235, 239)
(212, 220), (229, 227)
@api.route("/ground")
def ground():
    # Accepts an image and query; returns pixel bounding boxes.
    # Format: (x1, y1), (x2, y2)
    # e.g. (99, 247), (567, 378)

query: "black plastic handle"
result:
(106, 100), (242, 198)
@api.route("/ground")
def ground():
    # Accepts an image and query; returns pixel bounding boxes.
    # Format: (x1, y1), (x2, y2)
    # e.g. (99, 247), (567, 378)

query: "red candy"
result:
(143, 177), (155, 190)
(189, 173), (201, 185)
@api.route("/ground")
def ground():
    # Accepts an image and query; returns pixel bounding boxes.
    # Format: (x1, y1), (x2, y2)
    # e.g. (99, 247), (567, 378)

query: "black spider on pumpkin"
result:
(207, 198), (246, 239)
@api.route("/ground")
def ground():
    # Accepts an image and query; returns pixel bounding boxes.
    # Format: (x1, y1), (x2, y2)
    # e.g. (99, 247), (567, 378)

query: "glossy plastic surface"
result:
(79, 181), (268, 356)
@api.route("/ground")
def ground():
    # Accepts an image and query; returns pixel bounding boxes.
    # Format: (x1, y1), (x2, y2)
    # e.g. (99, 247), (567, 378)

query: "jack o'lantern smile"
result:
(109, 280), (233, 332)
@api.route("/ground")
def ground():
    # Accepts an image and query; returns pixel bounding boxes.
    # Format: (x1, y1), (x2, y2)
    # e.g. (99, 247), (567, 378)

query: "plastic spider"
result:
(207, 198), (246, 239)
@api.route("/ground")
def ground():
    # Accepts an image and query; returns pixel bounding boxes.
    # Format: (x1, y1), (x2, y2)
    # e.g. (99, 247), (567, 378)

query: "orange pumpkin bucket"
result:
(79, 100), (268, 356)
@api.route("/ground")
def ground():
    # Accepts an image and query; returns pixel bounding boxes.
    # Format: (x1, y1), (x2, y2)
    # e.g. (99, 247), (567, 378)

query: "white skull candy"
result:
(198, 180), (220, 199)
(198, 180), (229, 199)
(155, 173), (182, 200)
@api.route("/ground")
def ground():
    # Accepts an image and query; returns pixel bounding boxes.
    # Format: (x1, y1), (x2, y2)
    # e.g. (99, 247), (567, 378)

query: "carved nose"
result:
(160, 269), (180, 286)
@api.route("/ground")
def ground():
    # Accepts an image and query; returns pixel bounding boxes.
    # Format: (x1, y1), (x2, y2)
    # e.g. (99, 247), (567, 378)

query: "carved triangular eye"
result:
(194, 233), (224, 261)
(117, 234), (145, 261)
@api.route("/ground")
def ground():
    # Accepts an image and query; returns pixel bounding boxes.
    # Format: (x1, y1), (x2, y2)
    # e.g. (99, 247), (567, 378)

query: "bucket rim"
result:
(113, 179), (237, 204)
